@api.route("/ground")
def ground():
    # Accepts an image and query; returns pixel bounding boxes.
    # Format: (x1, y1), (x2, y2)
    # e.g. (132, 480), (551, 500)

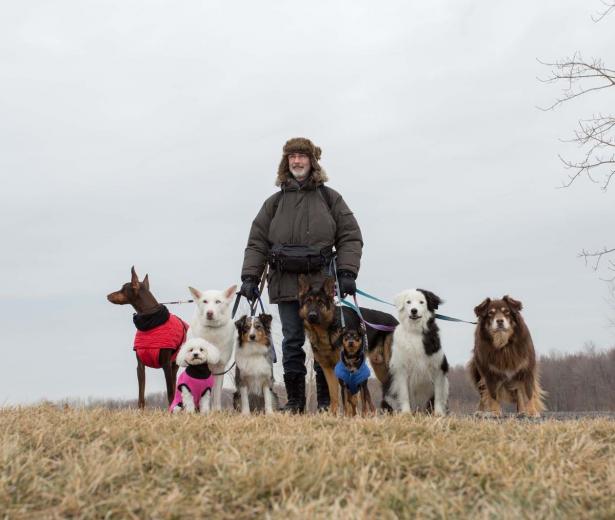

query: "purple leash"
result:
(340, 295), (398, 332)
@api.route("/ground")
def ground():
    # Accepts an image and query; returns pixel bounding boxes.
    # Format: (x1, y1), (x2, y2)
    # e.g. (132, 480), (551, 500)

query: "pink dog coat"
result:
(169, 366), (215, 411)
(133, 308), (188, 369)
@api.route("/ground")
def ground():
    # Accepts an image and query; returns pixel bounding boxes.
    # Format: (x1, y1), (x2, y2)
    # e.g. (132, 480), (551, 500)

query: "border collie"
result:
(384, 289), (449, 416)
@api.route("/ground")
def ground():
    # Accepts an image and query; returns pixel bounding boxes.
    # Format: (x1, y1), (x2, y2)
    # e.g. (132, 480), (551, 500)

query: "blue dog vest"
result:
(335, 359), (370, 395)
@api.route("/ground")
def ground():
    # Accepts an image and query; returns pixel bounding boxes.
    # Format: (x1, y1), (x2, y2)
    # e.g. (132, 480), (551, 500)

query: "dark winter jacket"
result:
(241, 168), (363, 303)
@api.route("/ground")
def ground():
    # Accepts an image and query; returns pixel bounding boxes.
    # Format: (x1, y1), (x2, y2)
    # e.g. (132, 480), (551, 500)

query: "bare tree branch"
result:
(592, 0), (615, 22)
(538, 55), (615, 190)
(579, 247), (615, 271)
(542, 2), (614, 285)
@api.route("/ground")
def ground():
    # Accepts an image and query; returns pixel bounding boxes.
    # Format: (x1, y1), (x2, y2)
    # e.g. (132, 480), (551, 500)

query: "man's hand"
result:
(338, 270), (357, 297)
(240, 275), (259, 302)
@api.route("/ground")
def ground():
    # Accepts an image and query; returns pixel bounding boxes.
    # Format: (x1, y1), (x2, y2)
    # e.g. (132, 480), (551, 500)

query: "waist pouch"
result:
(269, 244), (333, 273)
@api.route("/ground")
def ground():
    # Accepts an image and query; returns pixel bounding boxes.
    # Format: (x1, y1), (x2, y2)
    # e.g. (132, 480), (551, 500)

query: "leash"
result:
(231, 267), (277, 363)
(330, 256), (346, 329)
(354, 288), (477, 325)
(341, 296), (397, 332)
(159, 298), (194, 305)
(212, 361), (236, 376)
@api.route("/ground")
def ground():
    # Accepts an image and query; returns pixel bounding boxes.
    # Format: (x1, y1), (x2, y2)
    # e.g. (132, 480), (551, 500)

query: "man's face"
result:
(288, 153), (311, 180)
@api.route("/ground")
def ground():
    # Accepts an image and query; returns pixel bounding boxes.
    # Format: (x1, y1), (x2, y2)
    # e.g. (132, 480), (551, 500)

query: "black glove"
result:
(338, 270), (357, 297)
(240, 275), (259, 302)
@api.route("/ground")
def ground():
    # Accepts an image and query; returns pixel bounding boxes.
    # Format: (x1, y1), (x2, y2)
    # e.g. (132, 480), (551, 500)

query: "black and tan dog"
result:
(298, 275), (398, 414)
(107, 267), (188, 409)
(336, 328), (376, 417)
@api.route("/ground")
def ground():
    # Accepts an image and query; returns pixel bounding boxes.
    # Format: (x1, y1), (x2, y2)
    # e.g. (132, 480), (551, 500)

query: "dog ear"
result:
(259, 313), (273, 331)
(322, 277), (336, 299)
(205, 343), (221, 365)
(393, 291), (407, 311)
(142, 274), (150, 291)
(474, 298), (491, 318)
(298, 275), (310, 298)
(418, 289), (442, 311)
(131, 266), (140, 292)
(235, 315), (248, 333)
(188, 286), (202, 300)
(503, 295), (523, 312)
(224, 284), (238, 300)
(176, 344), (189, 367)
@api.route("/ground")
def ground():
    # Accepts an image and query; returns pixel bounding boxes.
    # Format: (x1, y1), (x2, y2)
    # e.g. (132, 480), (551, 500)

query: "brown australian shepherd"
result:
(298, 275), (398, 415)
(468, 295), (545, 417)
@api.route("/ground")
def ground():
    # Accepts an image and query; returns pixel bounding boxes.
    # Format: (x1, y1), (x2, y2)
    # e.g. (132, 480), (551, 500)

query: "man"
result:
(240, 137), (363, 413)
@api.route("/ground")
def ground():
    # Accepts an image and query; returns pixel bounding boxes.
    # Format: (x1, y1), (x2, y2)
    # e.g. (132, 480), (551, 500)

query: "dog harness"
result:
(335, 358), (371, 395)
(133, 306), (189, 369)
(169, 365), (215, 411)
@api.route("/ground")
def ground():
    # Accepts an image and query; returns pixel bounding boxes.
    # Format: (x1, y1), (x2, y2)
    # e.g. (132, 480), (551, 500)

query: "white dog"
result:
(170, 338), (220, 414)
(188, 285), (237, 411)
(385, 289), (449, 416)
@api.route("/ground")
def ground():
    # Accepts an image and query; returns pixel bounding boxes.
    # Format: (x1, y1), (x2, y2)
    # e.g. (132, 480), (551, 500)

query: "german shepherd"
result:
(298, 275), (398, 414)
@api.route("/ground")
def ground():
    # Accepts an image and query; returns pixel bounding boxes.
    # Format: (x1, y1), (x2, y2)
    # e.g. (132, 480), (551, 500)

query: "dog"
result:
(298, 275), (398, 414)
(107, 266), (188, 409)
(469, 296), (545, 417)
(335, 327), (376, 417)
(384, 289), (449, 416)
(170, 338), (220, 414)
(188, 284), (237, 411)
(233, 314), (278, 415)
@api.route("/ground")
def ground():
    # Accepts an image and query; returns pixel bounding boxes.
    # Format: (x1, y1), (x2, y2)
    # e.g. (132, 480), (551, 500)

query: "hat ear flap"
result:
(314, 146), (322, 160)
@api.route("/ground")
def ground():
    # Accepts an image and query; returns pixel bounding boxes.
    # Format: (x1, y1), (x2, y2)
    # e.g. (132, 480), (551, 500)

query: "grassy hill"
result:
(2, 406), (614, 518)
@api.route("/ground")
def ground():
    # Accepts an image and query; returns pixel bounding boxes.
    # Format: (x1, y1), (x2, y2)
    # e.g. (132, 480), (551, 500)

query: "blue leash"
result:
(353, 288), (477, 325)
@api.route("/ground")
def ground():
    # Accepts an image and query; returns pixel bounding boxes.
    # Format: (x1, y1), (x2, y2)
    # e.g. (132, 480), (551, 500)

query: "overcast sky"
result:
(1, 1), (613, 405)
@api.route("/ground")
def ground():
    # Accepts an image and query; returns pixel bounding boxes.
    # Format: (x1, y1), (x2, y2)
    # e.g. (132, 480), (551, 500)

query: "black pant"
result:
(278, 300), (324, 378)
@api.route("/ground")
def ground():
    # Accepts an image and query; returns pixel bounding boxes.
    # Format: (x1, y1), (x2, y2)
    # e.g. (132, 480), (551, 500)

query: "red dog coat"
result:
(133, 310), (189, 368)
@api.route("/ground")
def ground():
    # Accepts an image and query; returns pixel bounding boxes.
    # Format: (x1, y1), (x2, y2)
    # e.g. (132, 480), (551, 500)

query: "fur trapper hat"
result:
(276, 137), (328, 187)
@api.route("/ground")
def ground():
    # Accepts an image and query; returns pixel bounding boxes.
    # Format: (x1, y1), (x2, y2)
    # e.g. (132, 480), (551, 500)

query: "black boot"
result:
(282, 373), (306, 414)
(315, 363), (330, 412)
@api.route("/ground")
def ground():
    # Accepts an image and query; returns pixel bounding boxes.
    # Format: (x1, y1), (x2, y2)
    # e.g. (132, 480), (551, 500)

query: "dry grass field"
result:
(1, 406), (614, 519)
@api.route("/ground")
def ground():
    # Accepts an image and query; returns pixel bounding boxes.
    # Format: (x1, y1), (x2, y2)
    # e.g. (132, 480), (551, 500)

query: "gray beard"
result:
(290, 167), (309, 181)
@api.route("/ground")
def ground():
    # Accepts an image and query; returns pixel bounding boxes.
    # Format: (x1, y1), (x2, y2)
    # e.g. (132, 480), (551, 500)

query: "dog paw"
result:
(474, 411), (497, 419)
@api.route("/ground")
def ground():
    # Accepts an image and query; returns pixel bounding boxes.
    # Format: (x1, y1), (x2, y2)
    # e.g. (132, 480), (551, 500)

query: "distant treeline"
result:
(449, 345), (615, 413)
(70, 346), (615, 413)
